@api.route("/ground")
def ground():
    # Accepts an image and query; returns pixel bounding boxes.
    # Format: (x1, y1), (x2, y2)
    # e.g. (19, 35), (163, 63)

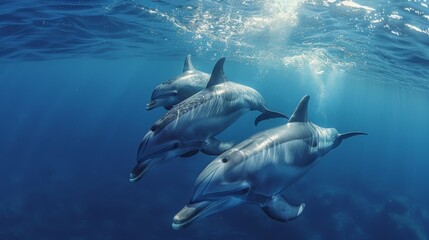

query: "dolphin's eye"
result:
(221, 158), (228, 163)
(173, 142), (180, 149)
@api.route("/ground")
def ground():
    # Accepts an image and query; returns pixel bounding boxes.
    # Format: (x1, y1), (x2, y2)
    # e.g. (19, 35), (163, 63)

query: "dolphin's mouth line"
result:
(146, 99), (166, 110)
(147, 92), (177, 110)
(131, 141), (202, 182)
(129, 154), (164, 182)
(146, 91), (178, 110)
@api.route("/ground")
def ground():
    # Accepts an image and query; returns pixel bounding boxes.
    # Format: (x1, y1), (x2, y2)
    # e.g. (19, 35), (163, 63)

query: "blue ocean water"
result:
(1, 0), (429, 239)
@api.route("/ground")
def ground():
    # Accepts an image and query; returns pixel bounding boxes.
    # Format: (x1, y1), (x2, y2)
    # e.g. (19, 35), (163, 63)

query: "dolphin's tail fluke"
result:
(339, 131), (368, 140)
(261, 195), (305, 222)
(255, 109), (288, 126)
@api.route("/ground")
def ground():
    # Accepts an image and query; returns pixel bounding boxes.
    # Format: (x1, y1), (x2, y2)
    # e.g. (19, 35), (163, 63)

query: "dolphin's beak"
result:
(172, 200), (228, 230)
(147, 98), (169, 110)
(130, 138), (183, 182)
(129, 157), (159, 182)
(146, 100), (159, 110)
(129, 153), (168, 182)
(172, 187), (247, 230)
(129, 161), (148, 182)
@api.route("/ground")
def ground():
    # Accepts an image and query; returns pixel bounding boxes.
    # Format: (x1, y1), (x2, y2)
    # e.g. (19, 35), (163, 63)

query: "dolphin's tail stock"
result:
(255, 108), (288, 126)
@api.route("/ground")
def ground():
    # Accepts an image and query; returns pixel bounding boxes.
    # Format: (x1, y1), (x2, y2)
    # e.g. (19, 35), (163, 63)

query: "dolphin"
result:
(147, 54), (210, 110)
(130, 58), (288, 182)
(172, 95), (367, 230)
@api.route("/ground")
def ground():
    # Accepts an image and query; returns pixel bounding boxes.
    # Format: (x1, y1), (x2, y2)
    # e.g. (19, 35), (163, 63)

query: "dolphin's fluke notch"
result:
(255, 108), (288, 126)
(183, 54), (195, 72)
(261, 195), (305, 222)
(206, 58), (227, 88)
(339, 131), (368, 140)
(288, 95), (310, 123)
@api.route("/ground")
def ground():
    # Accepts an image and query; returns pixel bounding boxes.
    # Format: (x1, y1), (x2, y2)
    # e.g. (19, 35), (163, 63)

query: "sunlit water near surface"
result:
(1, 0), (429, 239)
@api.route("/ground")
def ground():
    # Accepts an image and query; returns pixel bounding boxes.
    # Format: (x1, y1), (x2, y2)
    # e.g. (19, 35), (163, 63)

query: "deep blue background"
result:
(1, 0), (429, 239)
(1, 58), (428, 239)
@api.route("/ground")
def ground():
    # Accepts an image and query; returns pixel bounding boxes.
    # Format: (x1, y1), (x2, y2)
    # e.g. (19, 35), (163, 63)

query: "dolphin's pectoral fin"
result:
(164, 105), (173, 110)
(255, 108), (289, 126)
(200, 137), (234, 155)
(261, 195), (305, 222)
(180, 150), (199, 158)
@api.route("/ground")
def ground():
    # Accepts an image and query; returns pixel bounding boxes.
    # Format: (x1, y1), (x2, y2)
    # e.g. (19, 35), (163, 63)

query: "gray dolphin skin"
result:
(147, 54), (210, 110)
(130, 58), (288, 182)
(172, 95), (367, 230)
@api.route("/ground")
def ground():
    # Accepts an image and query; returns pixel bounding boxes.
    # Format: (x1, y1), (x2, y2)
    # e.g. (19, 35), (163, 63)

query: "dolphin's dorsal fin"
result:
(206, 58), (227, 88)
(183, 54), (195, 72)
(288, 95), (310, 123)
